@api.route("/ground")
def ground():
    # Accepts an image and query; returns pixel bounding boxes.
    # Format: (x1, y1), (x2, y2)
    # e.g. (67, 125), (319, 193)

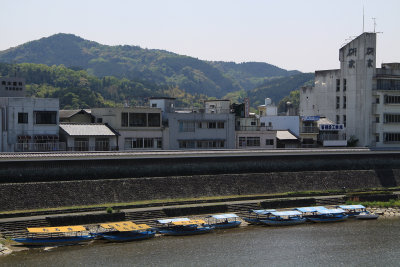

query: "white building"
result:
(0, 97), (61, 152)
(300, 32), (400, 147)
(91, 107), (165, 150)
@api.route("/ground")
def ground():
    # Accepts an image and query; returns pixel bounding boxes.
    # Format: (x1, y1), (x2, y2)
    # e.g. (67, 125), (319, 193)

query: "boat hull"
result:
(101, 231), (155, 242)
(158, 227), (213, 236)
(210, 221), (241, 229)
(308, 215), (348, 223)
(355, 214), (379, 220)
(242, 217), (263, 225)
(12, 235), (94, 246)
(260, 217), (307, 226)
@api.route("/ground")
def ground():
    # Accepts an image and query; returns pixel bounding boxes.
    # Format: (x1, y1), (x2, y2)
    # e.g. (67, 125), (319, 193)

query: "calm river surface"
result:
(1, 218), (400, 267)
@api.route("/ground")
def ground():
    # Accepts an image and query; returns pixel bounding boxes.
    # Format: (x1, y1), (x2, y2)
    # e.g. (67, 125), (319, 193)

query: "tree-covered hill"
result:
(0, 63), (208, 109)
(0, 33), (300, 98)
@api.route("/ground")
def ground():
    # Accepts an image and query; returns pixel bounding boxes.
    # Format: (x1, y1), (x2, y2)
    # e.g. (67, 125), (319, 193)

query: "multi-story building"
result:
(0, 97), (61, 152)
(91, 107), (164, 150)
(150, 98), (235, 150)
(300, 32), (400, 147)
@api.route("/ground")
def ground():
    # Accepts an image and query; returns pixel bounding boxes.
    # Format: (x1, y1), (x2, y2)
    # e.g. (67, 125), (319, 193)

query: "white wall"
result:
(260, 116), (300, 136)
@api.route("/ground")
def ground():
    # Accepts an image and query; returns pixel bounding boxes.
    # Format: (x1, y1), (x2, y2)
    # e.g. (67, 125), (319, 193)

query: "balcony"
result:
(300, 126), (319, 133)
(235, 126), (273, 131)
(15, 142), (66, 152)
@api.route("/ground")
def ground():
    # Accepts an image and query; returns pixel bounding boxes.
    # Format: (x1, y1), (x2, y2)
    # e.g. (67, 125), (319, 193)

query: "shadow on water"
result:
(375, 169), (397, 187)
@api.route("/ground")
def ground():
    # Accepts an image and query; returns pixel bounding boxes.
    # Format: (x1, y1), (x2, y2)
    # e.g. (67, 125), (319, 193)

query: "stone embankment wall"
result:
(0, 169), (399, 211)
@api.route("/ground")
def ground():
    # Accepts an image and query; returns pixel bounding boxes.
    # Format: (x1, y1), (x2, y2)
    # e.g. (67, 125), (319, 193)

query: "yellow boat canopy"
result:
(27, 226), (86, 233)
(172, 219), (205, 226)
(100, 221), (137, 229)
(100, 221), (151, 232)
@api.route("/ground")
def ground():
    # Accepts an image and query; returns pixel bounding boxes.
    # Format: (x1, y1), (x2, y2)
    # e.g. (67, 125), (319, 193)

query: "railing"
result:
(15, 142), (66, 152)
(318, 133), (347, 141)
(67, 146), (118, 152)
(235, 126), (273, 131)
(300, 126), (319, 133)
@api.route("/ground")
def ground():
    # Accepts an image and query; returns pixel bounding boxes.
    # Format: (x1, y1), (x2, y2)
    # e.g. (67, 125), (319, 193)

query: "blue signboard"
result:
(301, 116), (320, 121)
(319, 124), (345, 131)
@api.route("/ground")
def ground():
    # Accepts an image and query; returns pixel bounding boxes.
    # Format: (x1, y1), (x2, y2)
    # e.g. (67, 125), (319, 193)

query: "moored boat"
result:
(12, 226), (94, 246)
(98, 221), (155, 242)
(206, 213), (241, 229)
(242, 209), (276, 225)
(306, 208), (348, 223)
(338, 205), (378, 219)
(259, 211), (307, 226)
(156, 218), (214, 236)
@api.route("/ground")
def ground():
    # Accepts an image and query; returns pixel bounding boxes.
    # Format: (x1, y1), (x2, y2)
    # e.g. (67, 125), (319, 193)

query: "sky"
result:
(1, 0), (399, 73)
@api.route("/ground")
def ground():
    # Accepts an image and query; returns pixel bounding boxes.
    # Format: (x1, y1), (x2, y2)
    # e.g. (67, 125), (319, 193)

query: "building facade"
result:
(0, 97), (61, 152)
(90, 107), (164, 150)
(300, 32), (400, 147)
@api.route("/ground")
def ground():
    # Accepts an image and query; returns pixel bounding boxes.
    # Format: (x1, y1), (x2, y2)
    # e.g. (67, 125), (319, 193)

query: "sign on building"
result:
(319, 124), (344, 131)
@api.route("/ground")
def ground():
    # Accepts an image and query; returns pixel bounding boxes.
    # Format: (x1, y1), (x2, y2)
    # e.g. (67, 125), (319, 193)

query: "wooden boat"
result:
(206, 213), (241, 229)
(12, 225), (94, 246)
(338, 205), (378, 219)
(260, 211), (307, 226)
(242, 209), (276, 225)
(98, 221), (155, 242)
(306, 208), (348, 223)
(156, 218), (214, 236)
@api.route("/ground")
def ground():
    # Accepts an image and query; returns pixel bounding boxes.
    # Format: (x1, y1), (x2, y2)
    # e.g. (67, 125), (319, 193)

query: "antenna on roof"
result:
(372, 17), (377, 32)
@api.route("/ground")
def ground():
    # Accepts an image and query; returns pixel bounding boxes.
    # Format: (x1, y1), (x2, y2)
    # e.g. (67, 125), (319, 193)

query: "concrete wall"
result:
(0, 169), (399, 211)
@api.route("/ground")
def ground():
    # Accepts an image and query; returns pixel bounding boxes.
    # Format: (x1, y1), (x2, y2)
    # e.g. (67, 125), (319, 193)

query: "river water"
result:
(1, 218), (400, 267)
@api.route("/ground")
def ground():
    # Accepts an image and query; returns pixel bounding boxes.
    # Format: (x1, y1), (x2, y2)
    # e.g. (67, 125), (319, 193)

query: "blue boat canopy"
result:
(210, 213), (239, 219)
(318, 208), (346, 214)
(314, 206), (329, 212)
(338, 205), (366, 210)
(252, 209), (276, 215)
(296, 207), (319, 213)
(157, 218), (190, 224)
(271, 211), (302, 216)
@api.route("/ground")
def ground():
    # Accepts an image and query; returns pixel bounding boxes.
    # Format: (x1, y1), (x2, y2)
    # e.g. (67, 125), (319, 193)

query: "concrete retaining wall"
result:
(1, 169), (399, 211)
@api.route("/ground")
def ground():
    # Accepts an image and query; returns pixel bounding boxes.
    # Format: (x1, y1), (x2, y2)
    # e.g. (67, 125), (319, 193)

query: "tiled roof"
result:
(59, 123), (117, 136)
(59, 109), (91, 118)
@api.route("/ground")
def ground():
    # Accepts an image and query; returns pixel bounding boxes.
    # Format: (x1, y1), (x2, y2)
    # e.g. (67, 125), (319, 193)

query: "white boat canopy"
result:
(296, 206), (328, 213)
(318, 208), (346, 214)
(271, 211), (302, 216)
(157, 218), (190, 224)
(210, 214), (239, 219)
(338, 205), (366, 210)
(252, 209), (276, 215)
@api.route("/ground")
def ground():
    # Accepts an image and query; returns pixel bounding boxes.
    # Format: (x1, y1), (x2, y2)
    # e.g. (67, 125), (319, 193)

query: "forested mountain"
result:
(0, 63), (208, 109)
(0, 33), (299, 98)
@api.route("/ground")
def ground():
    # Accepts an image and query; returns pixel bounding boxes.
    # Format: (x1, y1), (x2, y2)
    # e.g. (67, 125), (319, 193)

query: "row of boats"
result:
(12, 205), (377, 247)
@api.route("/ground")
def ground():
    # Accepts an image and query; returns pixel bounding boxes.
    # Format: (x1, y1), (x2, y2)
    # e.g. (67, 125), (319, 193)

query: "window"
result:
(343, 96), (346, 109)
(375, 116), (380, 123)
(384, 95), (400, 104)
(198, 122), (203, 128)
(179, 140), (195, 148)
(18, 113), (28, 124)
(343, 79), (347, 91)
(336, 115), (340, 124)
(179, 121), (195, 132)
(156, 138), (162, 148)
(336, 96), (340, 109)
(376, 134), (380, 143)
(197, 140), (225, 149)
(1, 81), (5, 85)
(35, 111), (57, 124)
(148, 113), (160, 127)
(75, 138), (89, 151)
(251, 121), (256, 126)
(143, 138), (153, 148)
(384, 133), (400, 143)
(208, 122), (216, 128)
(129, 113), (147, 127)
(121, 112), (128, 127)
(97, 118), (103, 123)
(377, 79), (400, 91)
(336, 79), (340, 92)
(95, 138), (109, 151)
(376, 97), (380, 104)
(343, 115), (347, 127)
(238, 137), (246, 147)
(384, 114), (400, 123)
(217, 122), (224, 128)
(246, 137), (260, 147)
(152, 103), (157, 108)
(266, 139), (274, 146)
(18, 82), (22, 86)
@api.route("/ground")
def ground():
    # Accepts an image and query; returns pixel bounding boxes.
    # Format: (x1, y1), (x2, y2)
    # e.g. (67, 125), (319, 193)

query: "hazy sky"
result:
(1, 0), (399, 72)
